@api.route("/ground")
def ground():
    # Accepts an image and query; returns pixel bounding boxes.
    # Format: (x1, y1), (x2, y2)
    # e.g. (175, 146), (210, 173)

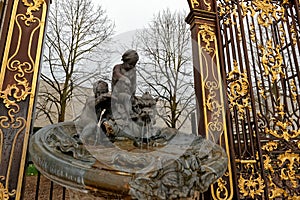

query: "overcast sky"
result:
(96, 0), (190, 35)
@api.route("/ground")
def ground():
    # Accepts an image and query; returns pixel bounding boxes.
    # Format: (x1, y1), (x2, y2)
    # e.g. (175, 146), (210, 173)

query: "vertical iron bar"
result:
(245, 14), (264, 122)
(232, 11), (257, 159)
(236, 0), (267, 162)
(216, 1), (240, 197)
(275, 18), (297, 117)
(221, 15), (244, 159)
(35, 172), (41, 200)
(62, 187), (66, 200)
(49, 181), (54, 200)
(285, 4), (300, 84)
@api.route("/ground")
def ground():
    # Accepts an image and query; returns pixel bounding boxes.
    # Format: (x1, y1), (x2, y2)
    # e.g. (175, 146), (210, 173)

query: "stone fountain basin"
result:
(29, 121), (228, 199)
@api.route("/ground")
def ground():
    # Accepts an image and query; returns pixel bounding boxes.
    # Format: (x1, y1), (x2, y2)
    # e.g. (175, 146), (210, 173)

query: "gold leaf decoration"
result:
(263, 155), (275, 174)
(250, 24), (256, 42)
(190, 0), (199, 8)
(257, 81), (267, 99)
(290, 80), (298, 102)
(259, 40), (285, 83)
(279, 24), (286, 45)
(237, 26), (242, 41)
(238, 163), (265, 198)
(206, 80), (223, 138)
(262, 150), (299, 199)
(265, 104), (300, 141)
(241, 0), (287, 26)
(268, 175), (288, 199)
(203, 0), (211, 11)
(248, 0), (285, 27)
(199, 24), (215, 53)
(262, 141), (278, 152)
(290, 25), (298, 46)
(216, 177), (229, 199)
(238, 173), (265, 198)
(227, 60), (251, 120)
(0, 176), (16, 200)
(21, 0), (44, 25)
(218, 0), (233, 17)
(278, 150), (300, 188)
(0, 182), (9, 200)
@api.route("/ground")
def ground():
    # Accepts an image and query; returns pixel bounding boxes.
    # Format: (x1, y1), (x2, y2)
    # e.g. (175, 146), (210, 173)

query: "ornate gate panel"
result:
(218, 0), (300, 199)
(0, 0), (50, 199)
(186, 1), (238, 199)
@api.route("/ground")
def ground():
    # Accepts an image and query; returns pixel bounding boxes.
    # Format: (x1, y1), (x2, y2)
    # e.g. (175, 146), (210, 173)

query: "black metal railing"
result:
(24, 161), (67, 200)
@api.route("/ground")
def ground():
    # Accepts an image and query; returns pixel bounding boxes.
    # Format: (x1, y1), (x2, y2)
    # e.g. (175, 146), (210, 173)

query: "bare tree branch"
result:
(36, 0), (114, 124)
(135, 9), (195, 129)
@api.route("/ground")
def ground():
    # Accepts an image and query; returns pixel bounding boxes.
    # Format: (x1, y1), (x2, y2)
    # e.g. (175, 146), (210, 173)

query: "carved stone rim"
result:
(29, 121), (228, 199)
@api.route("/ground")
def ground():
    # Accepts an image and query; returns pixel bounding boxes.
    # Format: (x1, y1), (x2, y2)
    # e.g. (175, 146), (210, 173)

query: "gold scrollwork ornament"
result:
(262, 141), (278, 152)
(250, 24), (256, 42)
(279, 24), (286, 45)
(238, 174), (265, 198)
(199, 24), (215, 53)
(259, 40), (285, 83)
(290, 25), (298, 46)
(265, 104), (300, 141)
(215, 176), (229, 199)
(263, 154), (275, 174)
(251, 0), (285, 27)
(22, 0), (44, 16)
(190, 0), (200, 8)
(290, 80), (298, 101)
(22, 0), (45, 25)
(227, 60), (251, 120)
(0, 183), (9, 200)
(205, 81), (223, 141)
(0, 176), (15, 200)
(267, 175), (288, 199)
(238, 163), (265, 198)
(218, 0), (232, 17)
(257, 81), (267, 99)
(0, 83), (31, 108)
(265, 122), (298, 141)
(206, 81), (221, 113)
(203, 0), (211, 11)
(278, 150), (300, 188)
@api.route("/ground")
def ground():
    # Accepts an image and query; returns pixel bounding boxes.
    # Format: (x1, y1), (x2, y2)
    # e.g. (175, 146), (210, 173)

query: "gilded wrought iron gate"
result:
(218, 0), (300, 199)
(0, 1), (50, 199)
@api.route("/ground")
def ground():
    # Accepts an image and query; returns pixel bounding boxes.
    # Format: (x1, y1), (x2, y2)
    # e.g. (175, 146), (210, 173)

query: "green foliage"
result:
(26, 164), (39, 176)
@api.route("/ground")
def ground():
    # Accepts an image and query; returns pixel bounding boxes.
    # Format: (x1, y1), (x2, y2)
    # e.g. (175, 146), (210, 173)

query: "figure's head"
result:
(93, 80), (109, 97)
(121, 49), (139, 66)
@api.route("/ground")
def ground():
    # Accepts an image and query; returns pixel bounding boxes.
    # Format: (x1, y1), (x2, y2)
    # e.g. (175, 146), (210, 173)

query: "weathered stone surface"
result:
(30, 121), (227, 199)
(29, 50), (227, 199)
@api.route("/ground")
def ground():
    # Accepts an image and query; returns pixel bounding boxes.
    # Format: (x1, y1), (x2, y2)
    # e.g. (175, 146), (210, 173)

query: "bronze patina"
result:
(29, 50), (228, 199)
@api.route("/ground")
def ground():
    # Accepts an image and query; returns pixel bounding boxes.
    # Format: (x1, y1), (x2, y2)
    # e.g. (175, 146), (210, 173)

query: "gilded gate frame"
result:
(0, 0), (299, 199)
(0, 0), (49, 199)
(186, 0), (237, 199)
(187, 0), (300, 199)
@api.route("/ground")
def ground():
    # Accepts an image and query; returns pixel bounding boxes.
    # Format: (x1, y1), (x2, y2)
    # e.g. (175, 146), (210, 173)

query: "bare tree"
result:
(136, 9), (194, 129)
(37, 0), (114, 123)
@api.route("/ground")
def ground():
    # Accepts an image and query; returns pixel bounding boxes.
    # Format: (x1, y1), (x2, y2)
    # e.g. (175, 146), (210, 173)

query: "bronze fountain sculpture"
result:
(29, 50), (228, 199)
